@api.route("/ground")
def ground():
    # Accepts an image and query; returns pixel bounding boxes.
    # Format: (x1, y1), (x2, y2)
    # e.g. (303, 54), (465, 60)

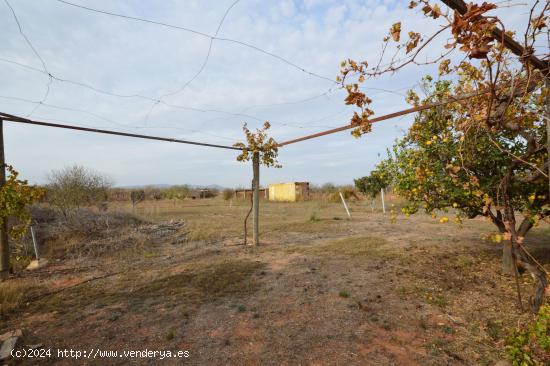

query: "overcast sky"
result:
(0, 0), (536, 187)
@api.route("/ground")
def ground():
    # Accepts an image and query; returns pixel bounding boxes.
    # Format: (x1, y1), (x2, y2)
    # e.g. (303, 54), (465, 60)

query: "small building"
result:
(268, 182), (310, 202)
(234, 188), (268, 200)
(188, 189), (215, 199)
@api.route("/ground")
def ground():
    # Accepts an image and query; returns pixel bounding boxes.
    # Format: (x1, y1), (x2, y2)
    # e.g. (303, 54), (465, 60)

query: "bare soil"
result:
(1, 198), (549, 365)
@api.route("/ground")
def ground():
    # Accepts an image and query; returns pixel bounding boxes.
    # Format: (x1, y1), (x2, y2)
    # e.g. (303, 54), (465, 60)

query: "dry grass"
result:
(138, 258), (265, 301)
(307, 236), (395, 258)
(2, 197), (549, 365)
(32, 257), (265, 317)
(0, 280), (43, 316)
(109, 197), (366, 243)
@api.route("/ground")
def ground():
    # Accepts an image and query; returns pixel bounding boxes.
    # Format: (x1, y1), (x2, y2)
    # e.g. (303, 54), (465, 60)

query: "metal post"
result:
(252, 152), (260, 245)
(0, 119), (8, 280)
(30, 226), (39, 259)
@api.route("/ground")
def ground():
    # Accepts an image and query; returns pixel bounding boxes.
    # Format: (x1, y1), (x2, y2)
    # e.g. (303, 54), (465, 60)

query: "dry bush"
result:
(27, 206), (147, 260)
(46, 165), (112, 217)
(309, 184), (360, 202)
(222, 189), (234, 201)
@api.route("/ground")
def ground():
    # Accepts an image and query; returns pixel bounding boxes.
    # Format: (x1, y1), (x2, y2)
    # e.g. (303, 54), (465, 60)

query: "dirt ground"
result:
(1, 198), (549, 365)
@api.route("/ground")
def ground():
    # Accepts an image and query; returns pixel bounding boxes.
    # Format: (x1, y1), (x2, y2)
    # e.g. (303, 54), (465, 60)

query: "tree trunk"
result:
(513, 240), (548, 312)
(499, 174), (547, 311)
(252, 152), (260, 245)
(502, 241), (515, 275)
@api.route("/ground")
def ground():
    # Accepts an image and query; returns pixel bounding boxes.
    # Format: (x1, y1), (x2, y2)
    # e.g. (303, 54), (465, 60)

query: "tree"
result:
(130, 190), (145, 208)
(47, 165), (112, 217)
(337, 0), (549, 311)
(233, 122), (281, 168)
(365, 78), (548, 310)
(0, 165), (44, 279)
(354, 159), (392, 198)
(234, 121), (281, 245)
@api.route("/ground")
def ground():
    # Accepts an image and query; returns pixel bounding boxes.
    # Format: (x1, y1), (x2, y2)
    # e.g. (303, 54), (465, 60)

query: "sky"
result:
(0, 0), (538, 188)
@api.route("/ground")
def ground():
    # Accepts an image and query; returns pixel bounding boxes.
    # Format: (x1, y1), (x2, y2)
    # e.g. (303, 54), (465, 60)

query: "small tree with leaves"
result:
(0, 165), (44, 279)
(355, 159), (393, 198)
(234, 122), (281, 244)
(233, 122), (281, 168)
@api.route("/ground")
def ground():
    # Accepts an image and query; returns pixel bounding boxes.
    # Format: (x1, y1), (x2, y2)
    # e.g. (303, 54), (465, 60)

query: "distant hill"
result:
(117, 184), (226, 190)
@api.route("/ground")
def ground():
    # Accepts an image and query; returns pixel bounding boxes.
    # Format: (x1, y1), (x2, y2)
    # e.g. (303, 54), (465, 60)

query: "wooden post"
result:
(0, 119), (8, 280)
(339, 191), (351, 218)
(252, 152), (260, 245)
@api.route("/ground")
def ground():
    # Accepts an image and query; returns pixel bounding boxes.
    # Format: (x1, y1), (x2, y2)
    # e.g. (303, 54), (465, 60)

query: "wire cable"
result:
(160, 0), (241, 99)
(4, 0), (54, 116)
(0, 94), (239, 141)
(0, 57), (342, 130)
(0, 111), (244, 150)
(51, 0), (336, 83)
(4, 0), (49, 73)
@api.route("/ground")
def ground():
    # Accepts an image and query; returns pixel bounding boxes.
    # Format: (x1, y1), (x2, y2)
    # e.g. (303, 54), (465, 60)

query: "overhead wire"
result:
(0, 1), (425, 138)
(160, 0), (241, 99)
(142, 0), (240, 124)
(0, 94), (239, 142)
(1, 0), (422, 133)
(4, 0), (53, 117)
(4, 0), (48, 73)
(0, 56), (347, 130)
(51, 0), (336, 83)
(2, 1), (343, 133)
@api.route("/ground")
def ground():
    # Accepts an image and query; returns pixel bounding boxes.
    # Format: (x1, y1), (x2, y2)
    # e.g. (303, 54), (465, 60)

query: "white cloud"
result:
(279, 0), (296, 18)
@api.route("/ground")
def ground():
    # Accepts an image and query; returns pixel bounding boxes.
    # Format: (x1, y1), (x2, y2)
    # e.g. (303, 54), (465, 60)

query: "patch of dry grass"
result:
(185, 224), (227, 242)
(308, 236), (395, 259)
(32, 258), (265, 317)
(0, 280), (43, 316)
(109, 198), (362, 243)
(138, 258), (265, 301)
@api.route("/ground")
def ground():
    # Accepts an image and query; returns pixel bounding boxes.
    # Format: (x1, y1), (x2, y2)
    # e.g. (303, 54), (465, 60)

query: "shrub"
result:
(130, 190), (145, 208)
(321, 183), (337, 194)
(46, 165), (112, 217)
(162, 185), (189, 200)
(222, 189), (234, 201)
(339, 290), (350, 298)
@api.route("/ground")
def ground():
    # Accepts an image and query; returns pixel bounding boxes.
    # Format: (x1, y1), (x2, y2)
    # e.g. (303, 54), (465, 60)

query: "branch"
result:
(440, 0), (549, 73)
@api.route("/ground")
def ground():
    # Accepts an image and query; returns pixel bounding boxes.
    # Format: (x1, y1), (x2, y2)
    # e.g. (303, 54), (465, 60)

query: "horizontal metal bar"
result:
(0, 112), (245, 151)
(277, 90), (487, 147)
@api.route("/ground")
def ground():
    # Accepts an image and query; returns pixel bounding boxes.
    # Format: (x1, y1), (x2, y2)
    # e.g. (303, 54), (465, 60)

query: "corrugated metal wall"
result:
(268, 183), (297, 202)
(268, 182), (310, 202)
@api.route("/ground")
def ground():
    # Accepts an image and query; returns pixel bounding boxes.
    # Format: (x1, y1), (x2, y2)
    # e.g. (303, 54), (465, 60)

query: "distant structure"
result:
(188, 188), (214, 199)
(268, 182), (310, 202)
(234, 188), (268, 200)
